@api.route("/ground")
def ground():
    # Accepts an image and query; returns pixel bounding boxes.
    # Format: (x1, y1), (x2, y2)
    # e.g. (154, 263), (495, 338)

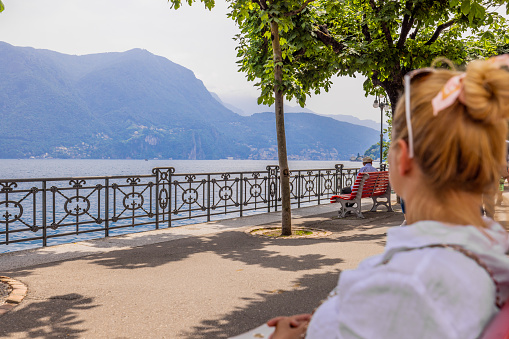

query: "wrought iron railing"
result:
(0, 164), (386, 250)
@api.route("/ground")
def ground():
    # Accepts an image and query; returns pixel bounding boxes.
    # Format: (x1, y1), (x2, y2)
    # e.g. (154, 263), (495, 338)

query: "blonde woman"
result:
(267, 57), (509, 339)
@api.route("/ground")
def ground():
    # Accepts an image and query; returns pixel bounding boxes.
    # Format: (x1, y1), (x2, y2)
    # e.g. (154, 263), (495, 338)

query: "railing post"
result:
(297, 170), (301, 209)
(155, 170), (160, 230)
(266, 168), (270, 213)
(276, 166), (280, 211)
(239, 173), (243, 217)
(169, 170), (173, 228)
(152, 167), (175, 228)
(207, 174), (211, 222)
(105, 178), (109, 237)
(318, 170), (321, 205)
(266, 165), (279, 212)
(42, 180), (47, 247)
(335, 164), (344, 195)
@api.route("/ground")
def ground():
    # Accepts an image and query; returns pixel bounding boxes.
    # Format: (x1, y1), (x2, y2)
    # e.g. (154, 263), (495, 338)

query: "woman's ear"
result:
(396, 139), (413, 177)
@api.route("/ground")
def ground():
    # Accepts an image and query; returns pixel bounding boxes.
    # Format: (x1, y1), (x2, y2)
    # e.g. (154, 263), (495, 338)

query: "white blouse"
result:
(306, 219), (509, 339)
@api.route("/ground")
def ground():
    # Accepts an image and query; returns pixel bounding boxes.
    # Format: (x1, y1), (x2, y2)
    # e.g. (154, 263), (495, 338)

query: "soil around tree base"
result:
(247, 226), (332, 239)
(0, 282), (11, 305)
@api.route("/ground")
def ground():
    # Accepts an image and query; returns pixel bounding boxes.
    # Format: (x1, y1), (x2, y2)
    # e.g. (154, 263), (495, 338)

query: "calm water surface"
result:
(0, 159), (367, 179)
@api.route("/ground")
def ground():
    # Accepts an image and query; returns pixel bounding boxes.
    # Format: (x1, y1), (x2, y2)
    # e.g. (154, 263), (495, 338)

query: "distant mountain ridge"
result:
(321, 114), (385, 131)
(0, 42), (379, 160)
(213, 94), (383, 130)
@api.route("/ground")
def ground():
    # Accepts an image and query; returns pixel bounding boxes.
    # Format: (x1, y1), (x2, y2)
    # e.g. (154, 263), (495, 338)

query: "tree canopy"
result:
(311, 0), (509, 110)
(169, 0), (509, 112)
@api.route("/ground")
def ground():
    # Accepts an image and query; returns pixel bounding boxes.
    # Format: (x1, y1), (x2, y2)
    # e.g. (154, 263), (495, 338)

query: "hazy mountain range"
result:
(211, 92), (384, 131)
(0, 42), (379, 160)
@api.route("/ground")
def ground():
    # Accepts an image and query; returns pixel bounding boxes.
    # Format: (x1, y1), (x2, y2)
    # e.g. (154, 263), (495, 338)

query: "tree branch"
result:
(292, 48), (307, 60)
(410, 21), (421, 40)
(362, 14), (372, 43)
(369, 0), (394, 47)
(396, 1), (415, 49)
(314, 25), (345, 54)
(425, 19), (456, 45)
(371, 71), (383, 88)
(284, 0), (314, 17)
(253, 0), (268, 11)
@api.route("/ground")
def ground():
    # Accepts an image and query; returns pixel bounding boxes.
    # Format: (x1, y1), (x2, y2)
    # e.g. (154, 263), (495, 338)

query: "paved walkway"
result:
(0, 199), (404, 338)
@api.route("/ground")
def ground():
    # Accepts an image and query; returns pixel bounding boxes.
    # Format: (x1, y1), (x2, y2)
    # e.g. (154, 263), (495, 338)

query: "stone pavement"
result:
(0, 199), (404, 338)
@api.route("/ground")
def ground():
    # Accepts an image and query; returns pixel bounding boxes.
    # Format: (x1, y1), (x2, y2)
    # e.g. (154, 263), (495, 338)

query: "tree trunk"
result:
(384, 83), (401, 119)
(270, 20), (292, 236)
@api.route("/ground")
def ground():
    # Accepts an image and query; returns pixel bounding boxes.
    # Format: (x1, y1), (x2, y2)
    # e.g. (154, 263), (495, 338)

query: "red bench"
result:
(330, 171), (392, 218)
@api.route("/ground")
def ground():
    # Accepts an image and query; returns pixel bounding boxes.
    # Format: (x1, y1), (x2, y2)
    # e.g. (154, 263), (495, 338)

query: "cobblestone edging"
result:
(0, 276), (27, 316)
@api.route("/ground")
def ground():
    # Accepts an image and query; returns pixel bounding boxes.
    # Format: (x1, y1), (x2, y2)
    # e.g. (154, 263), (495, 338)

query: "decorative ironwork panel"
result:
(48, 179), (104, 233)
(320, 169), (338, 196)
(171, 173), (208, 220)
(108, 176), (155, 229)
(342, 168), (359, 189)
(1, 163), (363, 252)
(242, 172), (270, 213)
(0, 181), (40, 246)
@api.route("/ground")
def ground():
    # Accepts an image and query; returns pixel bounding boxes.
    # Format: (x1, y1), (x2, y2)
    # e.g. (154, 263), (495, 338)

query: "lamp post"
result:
(373, 96), (390, 167)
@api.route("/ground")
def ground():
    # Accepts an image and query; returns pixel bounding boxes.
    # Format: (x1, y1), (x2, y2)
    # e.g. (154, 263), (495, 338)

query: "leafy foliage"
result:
(168, 0), (509, 114)
(229, 1), (337, 107)
(364, 142), (380, 160)
(167, 0), (215, 10)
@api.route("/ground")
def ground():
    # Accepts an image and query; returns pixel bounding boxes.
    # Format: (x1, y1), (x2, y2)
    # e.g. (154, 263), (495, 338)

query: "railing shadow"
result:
(3, 207), (400, 275)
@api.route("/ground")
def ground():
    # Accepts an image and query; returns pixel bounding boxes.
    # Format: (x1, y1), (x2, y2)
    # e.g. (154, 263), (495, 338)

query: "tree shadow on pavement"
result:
(180, 270), (341, 339)
(3, 209), (397, 275)
(0, 293), (98, 338)
(83, 231), (344, 272)
(183, 271), (339, 339)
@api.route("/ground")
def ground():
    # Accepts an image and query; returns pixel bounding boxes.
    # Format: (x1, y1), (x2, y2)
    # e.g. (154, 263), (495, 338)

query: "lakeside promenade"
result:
(0, 198), (422, 338)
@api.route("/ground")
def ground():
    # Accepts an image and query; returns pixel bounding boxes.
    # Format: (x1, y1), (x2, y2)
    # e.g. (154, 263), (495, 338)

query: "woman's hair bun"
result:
(462, 59), (509, 123)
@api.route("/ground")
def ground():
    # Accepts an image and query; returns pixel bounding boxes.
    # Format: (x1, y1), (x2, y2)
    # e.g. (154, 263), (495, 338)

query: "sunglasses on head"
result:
(403, 68), (435, 159)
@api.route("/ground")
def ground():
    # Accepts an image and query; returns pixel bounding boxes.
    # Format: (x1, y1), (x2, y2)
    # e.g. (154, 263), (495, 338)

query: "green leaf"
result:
(0, 0), (4, 12)
(461, 0), (471, 16)
(449, 0), (460, 7)
(468, 9), (474, 24)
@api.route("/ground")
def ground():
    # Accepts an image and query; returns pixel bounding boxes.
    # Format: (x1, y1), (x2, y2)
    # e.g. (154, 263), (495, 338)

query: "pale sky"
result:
(0, 0), (381, 122)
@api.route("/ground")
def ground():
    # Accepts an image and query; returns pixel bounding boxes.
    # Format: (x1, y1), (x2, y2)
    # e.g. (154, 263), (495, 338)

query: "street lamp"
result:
(373, 95), (390, 167)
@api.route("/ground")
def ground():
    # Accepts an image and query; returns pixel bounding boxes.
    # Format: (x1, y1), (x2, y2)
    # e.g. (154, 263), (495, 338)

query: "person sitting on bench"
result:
(341, 156), (378, 195)
(265, 57), (509, 339)
(341, 157), (378, 207)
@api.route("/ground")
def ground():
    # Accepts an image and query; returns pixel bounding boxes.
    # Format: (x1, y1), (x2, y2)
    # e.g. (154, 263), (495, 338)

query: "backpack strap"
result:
(378, 243), (502, 308)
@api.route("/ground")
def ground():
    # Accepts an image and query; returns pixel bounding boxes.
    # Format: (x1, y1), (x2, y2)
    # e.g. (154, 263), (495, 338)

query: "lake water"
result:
(0, 159), (368, 180)
(0, 159), (369, 253)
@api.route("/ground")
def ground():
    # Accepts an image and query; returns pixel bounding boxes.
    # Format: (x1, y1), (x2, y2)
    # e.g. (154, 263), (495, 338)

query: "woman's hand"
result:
(267, 314), (312, 339)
